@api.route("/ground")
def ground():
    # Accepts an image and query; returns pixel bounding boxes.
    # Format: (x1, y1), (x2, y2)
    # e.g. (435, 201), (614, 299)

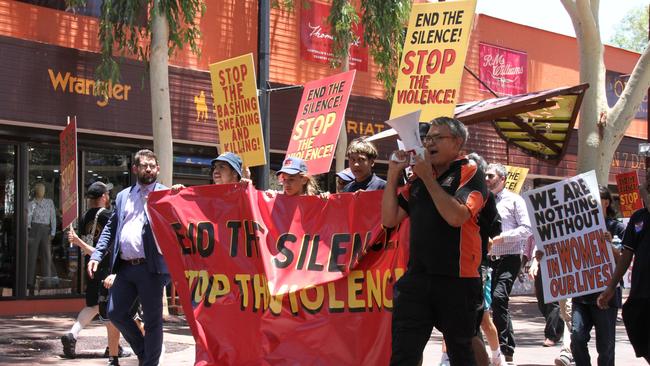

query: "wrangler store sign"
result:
(0, 36), (218, 144)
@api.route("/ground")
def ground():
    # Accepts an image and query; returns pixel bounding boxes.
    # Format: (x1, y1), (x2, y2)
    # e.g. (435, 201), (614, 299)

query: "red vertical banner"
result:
(615, 171), (643, 217)
(300, 0), (368, 71)
(59, 117), (78, 229)
(479, 43), (527, 96)
(285, 70), (356, 175)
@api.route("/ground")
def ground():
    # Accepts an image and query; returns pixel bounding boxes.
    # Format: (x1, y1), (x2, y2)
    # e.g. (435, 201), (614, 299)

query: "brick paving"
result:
(0, 295), (645, 365)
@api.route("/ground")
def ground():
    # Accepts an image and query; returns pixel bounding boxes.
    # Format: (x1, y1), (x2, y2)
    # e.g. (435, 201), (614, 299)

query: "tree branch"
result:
(610, 41), (650, 132)
(576, 0), (600, 44)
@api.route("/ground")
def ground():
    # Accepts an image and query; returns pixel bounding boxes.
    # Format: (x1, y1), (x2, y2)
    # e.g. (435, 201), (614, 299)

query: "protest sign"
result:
(210, 54), (266, 167)
(615, 171), (643, 218)
(59, 117), (78, 229)
(147, 186), (408, 365)
(390, 0), (476, 121)
(523, 171), (616, 303)
(504, 165), (529, 194)
(286, 70), (356, 174)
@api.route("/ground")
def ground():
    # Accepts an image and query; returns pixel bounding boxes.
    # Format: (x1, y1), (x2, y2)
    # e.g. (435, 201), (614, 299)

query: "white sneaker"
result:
(491, 353), (506, 366)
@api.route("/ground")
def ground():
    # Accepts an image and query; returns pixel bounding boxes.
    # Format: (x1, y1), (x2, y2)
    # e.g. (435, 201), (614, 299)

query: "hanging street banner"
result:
(479, 43), (527, 96)
(615, 171), (643, 218)
(209, 54), (267, 167)
(147, 185), (408, 365)
(300, 0), (368, 71)
(59, 117), (78, 229)
(606, 70), (648, 120)
(286, 70), (356, 174)
(523, 171), (616, 303)
(390, 0), (476, 122)
(504, 165), (529, 194)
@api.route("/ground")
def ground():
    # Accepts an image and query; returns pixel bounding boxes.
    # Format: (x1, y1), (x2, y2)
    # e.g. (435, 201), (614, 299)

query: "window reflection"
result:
(0, 145), (16, 297)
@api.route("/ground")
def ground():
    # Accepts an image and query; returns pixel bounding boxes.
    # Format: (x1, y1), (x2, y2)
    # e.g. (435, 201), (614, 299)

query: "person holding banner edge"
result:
(88, 149), (170, 366)
(484, 163), (532, 362)
(383, 117), (486, 366)
(343, 138), (386, 192)
(598, 181), (650, 364)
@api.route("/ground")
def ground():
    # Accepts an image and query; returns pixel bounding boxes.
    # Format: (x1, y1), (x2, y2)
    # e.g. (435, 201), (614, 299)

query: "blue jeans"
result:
(570, 301), (618, 366)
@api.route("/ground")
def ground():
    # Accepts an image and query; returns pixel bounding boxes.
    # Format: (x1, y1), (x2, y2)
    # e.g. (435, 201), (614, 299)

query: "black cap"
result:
(86, 182), (113, 198)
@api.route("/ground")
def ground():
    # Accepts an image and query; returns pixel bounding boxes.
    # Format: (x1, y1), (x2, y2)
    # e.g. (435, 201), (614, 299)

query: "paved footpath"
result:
(0, 295), (644, 365)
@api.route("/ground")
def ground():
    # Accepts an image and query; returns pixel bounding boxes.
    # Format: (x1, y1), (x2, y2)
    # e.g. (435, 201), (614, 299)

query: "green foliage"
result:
(66, 0), (205, 91)
(327, 0), (359, 70)
(609, 5), (649, 53)
(272, 0), (296, 12)
(360, 0), (410, 100)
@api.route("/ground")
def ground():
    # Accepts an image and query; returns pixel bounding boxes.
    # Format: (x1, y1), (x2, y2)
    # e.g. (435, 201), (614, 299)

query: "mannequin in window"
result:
(27, 182), (56, 289)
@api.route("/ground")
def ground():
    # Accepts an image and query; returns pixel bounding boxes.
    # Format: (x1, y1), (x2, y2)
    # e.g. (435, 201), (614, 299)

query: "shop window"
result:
(27, 145), (65, 296)
(0, 145), (16, 297)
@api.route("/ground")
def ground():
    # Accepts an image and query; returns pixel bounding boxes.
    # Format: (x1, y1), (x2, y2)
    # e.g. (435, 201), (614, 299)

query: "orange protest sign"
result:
(210, 54), (266, 167)
(615, 171), (643, 217)
(286, 70), (356, 174)
(60, 117), (78, 229)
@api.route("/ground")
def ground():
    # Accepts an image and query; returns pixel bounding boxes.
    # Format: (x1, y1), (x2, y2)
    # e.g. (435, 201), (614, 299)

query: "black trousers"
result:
(390, 273), (481, 366)
(489, 254), (521, 357)
(534, 265), (564, 342)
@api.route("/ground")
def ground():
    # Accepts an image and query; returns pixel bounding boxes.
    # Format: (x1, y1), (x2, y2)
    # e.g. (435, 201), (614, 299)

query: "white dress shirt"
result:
(489, 188), (532, 256)
(119, 182), (155, 260)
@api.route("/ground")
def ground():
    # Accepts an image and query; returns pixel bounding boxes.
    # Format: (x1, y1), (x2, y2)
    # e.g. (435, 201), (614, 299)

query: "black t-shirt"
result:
(80, 207), (112, 277)
(622, 208), (650, 300)
(479, 192), (501, 263)
(397, 158), (487, 278)
(343, 173), (386, 192)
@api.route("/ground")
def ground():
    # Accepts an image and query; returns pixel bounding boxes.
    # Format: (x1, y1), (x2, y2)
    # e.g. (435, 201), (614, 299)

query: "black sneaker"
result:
(107, 356), (120, 366)
(104, 345), (131, 358)
(60, 333), (76, 358)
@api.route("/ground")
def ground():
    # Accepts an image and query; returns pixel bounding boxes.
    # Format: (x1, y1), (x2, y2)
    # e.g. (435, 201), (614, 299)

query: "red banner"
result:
(616, 171), (644, 217)
(147, 184), (408, 365)
(59, 118), (78, 229)
(300, 0), (368, 71)
(286, 70), (356, 174)
(479, 43), (527, 96)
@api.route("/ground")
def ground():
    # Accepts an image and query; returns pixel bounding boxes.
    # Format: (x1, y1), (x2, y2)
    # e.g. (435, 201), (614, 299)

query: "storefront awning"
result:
(455, 84), (589, 161)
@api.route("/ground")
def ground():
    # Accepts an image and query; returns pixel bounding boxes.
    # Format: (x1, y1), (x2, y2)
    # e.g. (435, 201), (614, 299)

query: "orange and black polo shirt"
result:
(397, 157), (487, 278)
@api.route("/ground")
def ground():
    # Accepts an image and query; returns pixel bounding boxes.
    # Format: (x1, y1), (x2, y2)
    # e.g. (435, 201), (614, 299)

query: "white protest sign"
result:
(523, 171), (616, 303)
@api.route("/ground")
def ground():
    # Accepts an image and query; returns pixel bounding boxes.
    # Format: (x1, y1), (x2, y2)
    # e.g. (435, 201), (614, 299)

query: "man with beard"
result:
(88, 149), (169, 366)
(484, 163), (532, 363)
(383, 117), (487, 365)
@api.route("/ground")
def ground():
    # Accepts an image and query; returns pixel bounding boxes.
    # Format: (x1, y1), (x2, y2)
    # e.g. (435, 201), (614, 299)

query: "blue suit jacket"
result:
(90, 183), (169, 275)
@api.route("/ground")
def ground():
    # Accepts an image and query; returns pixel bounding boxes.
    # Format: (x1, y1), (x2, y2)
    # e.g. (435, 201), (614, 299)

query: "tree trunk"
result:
(335, 53), (350, 173)
(150, 0), (173, 187)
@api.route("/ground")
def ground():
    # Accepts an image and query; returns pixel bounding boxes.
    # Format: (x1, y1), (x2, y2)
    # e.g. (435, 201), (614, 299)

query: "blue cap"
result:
(336, 168), (354, 182)
(276, 157), (308, 176)
(211, 152), (243, 178)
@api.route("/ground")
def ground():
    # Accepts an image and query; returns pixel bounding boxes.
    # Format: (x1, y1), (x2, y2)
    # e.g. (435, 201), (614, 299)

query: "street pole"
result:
(256, 0), (270, 189)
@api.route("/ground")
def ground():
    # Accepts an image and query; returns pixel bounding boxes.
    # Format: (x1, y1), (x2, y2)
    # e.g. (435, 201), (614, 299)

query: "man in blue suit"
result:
(88, 149), (169, 366)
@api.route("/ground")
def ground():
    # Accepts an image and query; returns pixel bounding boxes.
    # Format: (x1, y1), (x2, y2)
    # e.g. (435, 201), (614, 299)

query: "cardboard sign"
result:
(390, 0), (476, 121)
(286, 70), (356, 174)
(615, 171), (643, 218)
(59, 117), (78, 229)
(210, 54), (267, 167)
(504, 165), (529, 194)
(523, 171), (616, 303)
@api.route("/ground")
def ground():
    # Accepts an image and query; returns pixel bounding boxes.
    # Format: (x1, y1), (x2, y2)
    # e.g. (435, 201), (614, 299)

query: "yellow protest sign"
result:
(504, 165), (529, 194)
(390, 0), (476, 122)
(210, 54), (267, 167)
